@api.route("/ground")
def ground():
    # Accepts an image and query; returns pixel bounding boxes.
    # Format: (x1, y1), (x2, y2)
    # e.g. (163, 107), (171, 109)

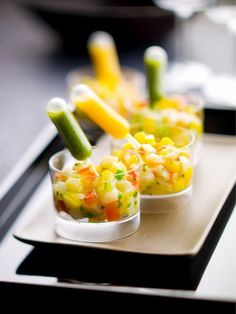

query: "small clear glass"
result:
(66, 65), (146, 114)
(126, 93), (204, 164)
(110, 127), (195, 213)
(49, 147), (141, 242)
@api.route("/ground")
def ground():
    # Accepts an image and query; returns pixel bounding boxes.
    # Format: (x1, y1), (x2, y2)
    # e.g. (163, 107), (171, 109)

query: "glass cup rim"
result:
(110, 124), (196, 151)
(49, 146), (142, 176)
(110, 136), (194, 197)
(141, 124), (194, 150)
(66, 65), (146, 91)
(125, 92), (204, 115)
(141, 184), (192, 199)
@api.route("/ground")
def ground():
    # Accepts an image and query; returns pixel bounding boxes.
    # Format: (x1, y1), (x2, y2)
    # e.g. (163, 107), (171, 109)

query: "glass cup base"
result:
(55, 212), (140, 243)
(140, 185), (192, 214)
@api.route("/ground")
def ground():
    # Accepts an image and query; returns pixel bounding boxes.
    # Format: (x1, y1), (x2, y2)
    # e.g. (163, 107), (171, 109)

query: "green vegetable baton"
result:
(47, 98), (92, 160)
(144, 46), (167, 107)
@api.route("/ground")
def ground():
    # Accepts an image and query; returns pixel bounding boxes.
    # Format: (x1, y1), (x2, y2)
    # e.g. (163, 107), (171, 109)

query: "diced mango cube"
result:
(122, 142), (135, 150)
(101, 170), (114, 181)
(143, 117), (157, 134)
(173, 177), (186, 193)
(65, 177), (81, 192)
(159, 137), (174, 146)
(179, 150), (190, 158)
(164, 159), (181, 173)
(63, 191), (82, 209)
(145, 134), (156, 145)
(183, 167), (193, 181)
(116, 181), (134, 193)
(134, 132), (147, 144)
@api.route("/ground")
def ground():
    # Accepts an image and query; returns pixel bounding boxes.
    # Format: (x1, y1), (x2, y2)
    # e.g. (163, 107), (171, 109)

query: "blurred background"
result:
(0, 0), (235, 187)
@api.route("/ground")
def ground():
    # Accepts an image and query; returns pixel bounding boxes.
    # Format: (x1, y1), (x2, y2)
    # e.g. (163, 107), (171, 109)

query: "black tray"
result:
(0, 107), (236, 308)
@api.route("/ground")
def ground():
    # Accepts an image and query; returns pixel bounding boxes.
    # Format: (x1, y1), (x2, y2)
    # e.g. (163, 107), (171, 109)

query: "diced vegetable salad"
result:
(52, 155), (139, 223)
(129, 95), (203, 138)
(113, 132), (193, 195)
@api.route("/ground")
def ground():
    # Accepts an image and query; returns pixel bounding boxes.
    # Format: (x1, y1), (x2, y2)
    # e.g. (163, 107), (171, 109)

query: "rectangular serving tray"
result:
(14, 134), (236, 289)
(14, 134), (236, 255)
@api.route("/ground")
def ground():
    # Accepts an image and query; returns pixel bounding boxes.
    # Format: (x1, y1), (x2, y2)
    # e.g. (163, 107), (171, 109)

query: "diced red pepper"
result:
(127, 171), (139, 189)
(55, 200), (67, 212)
(138, 147), (146, 155)
(135, 100), (148, 109)
(78, 167), (97, 178)
(84, 191), (98, 205)
(104, 201), (121, 221)
(54, 172), (67, 182)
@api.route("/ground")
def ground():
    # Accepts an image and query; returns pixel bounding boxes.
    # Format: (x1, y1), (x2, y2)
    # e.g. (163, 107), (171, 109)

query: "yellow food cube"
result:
(112, 149), (125, 160)
(164, 159), (181, 173)
(122, 142), (135, 150)
(179, 150), (190, 158)
(183, 167), (193, 181)
(159, 137), (174, 146)
(145, 134), (156, 145)
(159, 148), (169, 156)
(63, 192), (82, 209)
(65, 177), (81, 192)
(173, 177), (186, 193)
(189, 120), (203, 134)
(155, 181), (172, 194)
(124, 153), (139, 168)
(156, 97), (172, 109)
(116, 181), (134, 192)
(134, 132), (147, 144)
(143, 118), (157, 135)
(101, 170), (114, 181)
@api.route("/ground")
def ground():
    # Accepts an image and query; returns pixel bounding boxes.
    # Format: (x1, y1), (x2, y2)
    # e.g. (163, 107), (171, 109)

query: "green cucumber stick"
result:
(47, 98), (92, 160)
(144, 46), (167, 107)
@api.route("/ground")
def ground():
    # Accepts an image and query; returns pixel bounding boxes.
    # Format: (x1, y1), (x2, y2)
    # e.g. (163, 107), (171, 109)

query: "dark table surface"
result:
(0, 0), (236, 307)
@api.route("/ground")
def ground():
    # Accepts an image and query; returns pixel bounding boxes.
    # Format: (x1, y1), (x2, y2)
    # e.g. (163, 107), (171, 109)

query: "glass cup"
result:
(66, 65), (146, 115)
(49, 147), (141, 242)
(126, 93), (204, 164)
(110, 126), (195, 213)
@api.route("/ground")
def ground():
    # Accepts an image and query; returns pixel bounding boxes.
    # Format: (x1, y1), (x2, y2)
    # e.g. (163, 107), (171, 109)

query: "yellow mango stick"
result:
(88, 31), (122, 88)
